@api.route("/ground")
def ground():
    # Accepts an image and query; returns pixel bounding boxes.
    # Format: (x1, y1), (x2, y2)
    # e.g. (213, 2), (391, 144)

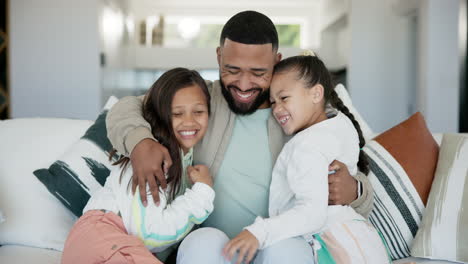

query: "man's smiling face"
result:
(217, 38), (281, 115)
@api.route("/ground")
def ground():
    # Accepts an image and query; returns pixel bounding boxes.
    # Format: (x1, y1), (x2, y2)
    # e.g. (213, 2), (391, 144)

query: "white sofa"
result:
(0, 117), (464, 263)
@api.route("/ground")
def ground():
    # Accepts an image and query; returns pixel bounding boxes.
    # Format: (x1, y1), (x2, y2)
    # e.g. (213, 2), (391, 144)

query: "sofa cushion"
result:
(364, 112), (439, 260)
(0, 245), (62, 264)
(0, 118), (92, 251)
(411, 134), (468, 263)
(34, 96), (119, 217)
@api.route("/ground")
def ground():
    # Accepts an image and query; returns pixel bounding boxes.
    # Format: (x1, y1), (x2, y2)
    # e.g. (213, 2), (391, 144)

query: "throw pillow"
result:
(363, 112), (439, 260)
(373, 112), (439, 205)
(411, 134), (468, 263)
(34, 96), (119, 217)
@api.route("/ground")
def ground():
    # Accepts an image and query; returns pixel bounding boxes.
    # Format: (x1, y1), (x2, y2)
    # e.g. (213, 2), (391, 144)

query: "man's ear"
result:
(216, 47), (221, 66)
(309, 84), (325, 104)
(275, 52), (282, 64)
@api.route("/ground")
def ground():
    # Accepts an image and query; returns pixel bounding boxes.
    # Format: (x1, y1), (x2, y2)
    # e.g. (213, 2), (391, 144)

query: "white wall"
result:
(9, 0), (101, 120)
(418, 0), (460, 133)
(348, 0), (416, 132)
(320, 0), (349, 29)
(317, 16), (349, 70)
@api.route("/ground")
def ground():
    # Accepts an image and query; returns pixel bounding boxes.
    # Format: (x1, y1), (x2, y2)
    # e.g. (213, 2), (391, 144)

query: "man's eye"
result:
(173, 113), (182, 116)
(228, 71), (239, 75)
(270, 101), (276, 105)
(253, 72), (265, 77)
(194, 110), (206, 115)
(281, 96), (289, 101)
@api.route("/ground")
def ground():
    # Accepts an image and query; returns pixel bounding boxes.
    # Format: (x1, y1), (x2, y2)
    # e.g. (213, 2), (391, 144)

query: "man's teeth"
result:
(279, 116), (290, 124)
(236, 90), (254, 98)
(180, 130), (196, 136)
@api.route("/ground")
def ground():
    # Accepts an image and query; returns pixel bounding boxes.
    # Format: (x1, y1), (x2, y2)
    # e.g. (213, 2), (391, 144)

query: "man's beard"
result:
(220, 79), (270, 115)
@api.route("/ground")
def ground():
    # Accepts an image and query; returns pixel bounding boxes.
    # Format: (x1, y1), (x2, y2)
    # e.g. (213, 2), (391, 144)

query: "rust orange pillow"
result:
(374, 112), (439, 205)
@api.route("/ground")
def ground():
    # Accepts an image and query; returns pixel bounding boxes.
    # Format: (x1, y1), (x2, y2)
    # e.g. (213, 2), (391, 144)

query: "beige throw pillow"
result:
(411, 134), (468, 263)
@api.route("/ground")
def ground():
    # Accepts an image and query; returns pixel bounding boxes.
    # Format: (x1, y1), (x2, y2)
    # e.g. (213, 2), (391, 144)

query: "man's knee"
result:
(254, 237), (314, 264)
(177, 228), (229, 264)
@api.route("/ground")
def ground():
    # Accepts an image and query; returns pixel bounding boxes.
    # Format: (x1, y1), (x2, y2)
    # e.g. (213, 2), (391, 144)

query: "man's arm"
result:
(106, 95), (152, 155)
(328, 160), (374, 218)
(350, 172), (374, 218)
(106, 95), (172, 205)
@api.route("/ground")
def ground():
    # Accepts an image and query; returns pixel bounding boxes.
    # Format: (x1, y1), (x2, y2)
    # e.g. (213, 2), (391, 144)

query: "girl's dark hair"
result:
(111, 68), (211, 201)
(274, 55), (369, 175)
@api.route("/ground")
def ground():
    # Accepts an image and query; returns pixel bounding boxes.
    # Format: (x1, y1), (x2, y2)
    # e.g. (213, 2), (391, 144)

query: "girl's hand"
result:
(223, 230), (259, 264)
(187, 165), (213, 187)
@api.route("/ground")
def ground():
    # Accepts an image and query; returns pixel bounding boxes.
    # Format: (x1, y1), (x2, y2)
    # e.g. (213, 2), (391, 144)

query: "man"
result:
(106, 10), (373, 264)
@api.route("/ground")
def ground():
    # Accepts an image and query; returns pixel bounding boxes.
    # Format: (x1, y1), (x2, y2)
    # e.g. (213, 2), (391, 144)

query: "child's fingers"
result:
(328, 160), (341, 171)
(188, 167), (200, 180)
(225, 239), (241, 261)
(223, 238), (237, 260)
(245, 245), (256, 263)
(193, 164), (208, 173)
(187, 166), (195, 175)
(236, 244), (248, 264)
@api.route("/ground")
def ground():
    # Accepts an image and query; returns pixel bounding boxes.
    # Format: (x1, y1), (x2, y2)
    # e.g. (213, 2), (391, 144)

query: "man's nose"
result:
(238, 73), (252, 91)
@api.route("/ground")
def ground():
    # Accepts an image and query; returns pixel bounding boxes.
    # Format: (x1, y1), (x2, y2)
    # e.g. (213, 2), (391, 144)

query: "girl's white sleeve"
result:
(246, 134), (338, 249)
(125, 182), (215, 251)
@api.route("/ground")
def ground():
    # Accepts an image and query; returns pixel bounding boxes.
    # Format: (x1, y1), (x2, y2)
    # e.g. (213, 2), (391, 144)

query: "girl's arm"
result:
(126, 182), (215, 250)
(246, 135), (337, 250)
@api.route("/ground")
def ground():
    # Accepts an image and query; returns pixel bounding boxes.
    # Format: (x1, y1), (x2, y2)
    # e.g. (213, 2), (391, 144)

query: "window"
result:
(138, 15), (302, 48)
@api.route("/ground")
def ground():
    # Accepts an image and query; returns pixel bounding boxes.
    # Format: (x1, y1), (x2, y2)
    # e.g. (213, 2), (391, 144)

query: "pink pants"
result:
(62, 210), (163, 264)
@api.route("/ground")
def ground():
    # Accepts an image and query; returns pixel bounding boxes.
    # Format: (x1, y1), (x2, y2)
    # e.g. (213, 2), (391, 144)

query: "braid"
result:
(330, 90), (370, 175)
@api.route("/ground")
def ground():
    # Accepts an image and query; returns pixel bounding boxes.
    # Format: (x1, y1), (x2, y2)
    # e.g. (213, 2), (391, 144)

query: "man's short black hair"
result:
(220, 10), (278, 51)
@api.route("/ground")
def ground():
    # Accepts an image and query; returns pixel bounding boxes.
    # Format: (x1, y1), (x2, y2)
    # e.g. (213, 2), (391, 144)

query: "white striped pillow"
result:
(411, 134), (468, 262)
(364, 141), (425, 260)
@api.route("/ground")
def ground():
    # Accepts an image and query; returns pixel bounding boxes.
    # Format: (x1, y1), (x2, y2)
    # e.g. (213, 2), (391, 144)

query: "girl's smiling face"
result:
(269, 70), (326, 135)
(171, 85), (209, 153)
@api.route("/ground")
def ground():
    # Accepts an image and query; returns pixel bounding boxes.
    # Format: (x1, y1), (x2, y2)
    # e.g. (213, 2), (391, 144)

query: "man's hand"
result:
(130, 138), (173, 206)
(187, 165), (213, 187)
(223, 230), (259, 264)
(328, 160), (358, 205)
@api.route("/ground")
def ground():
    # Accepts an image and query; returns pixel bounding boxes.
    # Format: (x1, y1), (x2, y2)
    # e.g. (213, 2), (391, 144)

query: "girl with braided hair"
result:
(225, 55), (390, 264)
